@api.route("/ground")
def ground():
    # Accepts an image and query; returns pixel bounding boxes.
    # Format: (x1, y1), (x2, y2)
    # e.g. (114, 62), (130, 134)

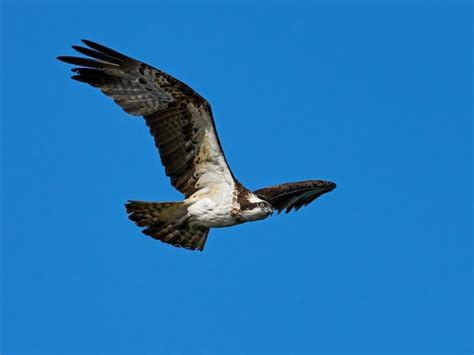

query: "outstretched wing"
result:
(58, 40), (235, 197)
(254, 180), (336, 213)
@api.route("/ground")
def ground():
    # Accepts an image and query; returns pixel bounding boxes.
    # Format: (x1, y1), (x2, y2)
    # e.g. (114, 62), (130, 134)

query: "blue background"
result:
(2, 1), (472, 354)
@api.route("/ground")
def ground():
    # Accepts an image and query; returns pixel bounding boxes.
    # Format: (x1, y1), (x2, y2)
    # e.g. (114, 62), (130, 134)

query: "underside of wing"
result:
(254, 180), (336, 213)
(58, 40), (234, 197)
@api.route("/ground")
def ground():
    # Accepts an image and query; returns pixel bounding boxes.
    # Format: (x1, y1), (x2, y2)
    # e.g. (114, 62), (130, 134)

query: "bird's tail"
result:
(125, 201), (209, 251)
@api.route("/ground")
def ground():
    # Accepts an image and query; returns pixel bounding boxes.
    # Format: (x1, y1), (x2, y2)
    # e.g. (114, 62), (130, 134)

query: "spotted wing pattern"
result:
(58, 40), (234, 197)
(254, 180), (336, 213)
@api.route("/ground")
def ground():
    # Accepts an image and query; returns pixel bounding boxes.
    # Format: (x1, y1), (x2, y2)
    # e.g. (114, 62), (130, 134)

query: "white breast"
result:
(183, 110), (238, 228)
(185, 180), (237, 228)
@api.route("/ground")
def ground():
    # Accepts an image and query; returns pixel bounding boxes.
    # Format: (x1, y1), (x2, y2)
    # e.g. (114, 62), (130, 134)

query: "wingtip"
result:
(322, 180), (337, 191)
(81, 39), (102, 49)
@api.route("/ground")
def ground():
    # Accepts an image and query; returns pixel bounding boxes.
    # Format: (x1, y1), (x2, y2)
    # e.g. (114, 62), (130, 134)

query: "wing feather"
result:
(254, 180), (336, 213)
(58, 40), (234, 197)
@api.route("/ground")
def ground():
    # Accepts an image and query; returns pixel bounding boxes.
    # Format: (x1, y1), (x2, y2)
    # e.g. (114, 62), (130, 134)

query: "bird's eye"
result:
(258, 202), (266, 208)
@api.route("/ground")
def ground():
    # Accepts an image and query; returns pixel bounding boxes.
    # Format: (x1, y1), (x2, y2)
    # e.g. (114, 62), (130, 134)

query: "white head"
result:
(238, 193), (273, 222)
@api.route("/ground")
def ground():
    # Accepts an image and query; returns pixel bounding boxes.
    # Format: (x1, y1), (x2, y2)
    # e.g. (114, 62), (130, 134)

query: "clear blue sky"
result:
(2, 1), (472, 354)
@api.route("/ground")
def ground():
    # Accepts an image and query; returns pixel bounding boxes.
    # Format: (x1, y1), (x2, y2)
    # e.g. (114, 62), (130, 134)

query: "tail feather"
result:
(125, 200), (209, 251)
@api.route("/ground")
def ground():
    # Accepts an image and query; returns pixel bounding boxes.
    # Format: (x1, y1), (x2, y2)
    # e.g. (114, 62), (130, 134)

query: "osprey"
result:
(58, 40), (336, 251)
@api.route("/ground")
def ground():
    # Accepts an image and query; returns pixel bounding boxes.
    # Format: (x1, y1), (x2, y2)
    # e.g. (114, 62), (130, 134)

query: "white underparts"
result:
(184, 105), (270, 228)
(185, 181), (236, 227)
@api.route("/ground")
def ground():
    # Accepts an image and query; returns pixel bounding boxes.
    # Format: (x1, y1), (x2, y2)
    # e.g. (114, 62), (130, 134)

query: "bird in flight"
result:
(58, 40), (336, 251)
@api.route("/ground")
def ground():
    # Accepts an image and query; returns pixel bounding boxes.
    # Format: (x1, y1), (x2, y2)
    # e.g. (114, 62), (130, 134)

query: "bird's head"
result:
(238, 193), (274, 221)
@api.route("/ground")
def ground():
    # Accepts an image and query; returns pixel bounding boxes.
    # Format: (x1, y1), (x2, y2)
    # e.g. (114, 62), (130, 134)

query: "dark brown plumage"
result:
(126, 201), (209, 250)
(58, 39), (231, 198)
(254, 180), (336, 213)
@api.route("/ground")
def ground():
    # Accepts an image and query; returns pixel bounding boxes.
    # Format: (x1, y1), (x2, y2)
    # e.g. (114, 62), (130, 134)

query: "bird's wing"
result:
(58, 40), (235, 197)
(254, 180), (336, 213)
